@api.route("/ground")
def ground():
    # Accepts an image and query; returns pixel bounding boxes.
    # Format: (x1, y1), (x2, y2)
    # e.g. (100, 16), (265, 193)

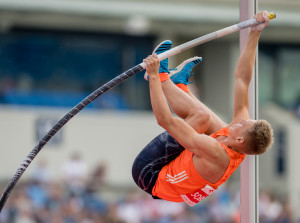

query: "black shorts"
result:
(132, 131), (185, 197)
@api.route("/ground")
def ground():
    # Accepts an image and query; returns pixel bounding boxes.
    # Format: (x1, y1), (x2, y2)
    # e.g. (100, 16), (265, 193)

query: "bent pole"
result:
(0, 12), (275, 212)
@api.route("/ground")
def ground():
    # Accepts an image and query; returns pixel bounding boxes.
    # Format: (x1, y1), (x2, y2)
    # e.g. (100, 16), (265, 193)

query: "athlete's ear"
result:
(237, 137), (245, 144)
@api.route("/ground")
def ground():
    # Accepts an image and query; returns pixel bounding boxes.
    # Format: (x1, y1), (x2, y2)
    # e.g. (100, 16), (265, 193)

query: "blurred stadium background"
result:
(0, 0), (300, 222)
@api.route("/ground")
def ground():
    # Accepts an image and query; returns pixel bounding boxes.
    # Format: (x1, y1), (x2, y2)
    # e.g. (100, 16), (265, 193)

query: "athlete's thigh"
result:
(188, 93), (227, 134)
(132, 131), (184, 194)
(187, 92), (227, 134)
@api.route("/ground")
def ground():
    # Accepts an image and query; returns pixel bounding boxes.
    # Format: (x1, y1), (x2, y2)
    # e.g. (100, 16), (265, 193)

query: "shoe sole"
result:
(169, 56), (202, 77)
(144, 40), (172, 81)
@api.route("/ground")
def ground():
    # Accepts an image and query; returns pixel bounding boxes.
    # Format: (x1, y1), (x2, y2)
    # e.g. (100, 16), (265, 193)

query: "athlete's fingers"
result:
(144, 54), (160, 78)
(143, 55), (154, 65)
(251, 11), (269, 31)
(263, 11), (270, 25)
(151, 53), (160, 65)
(152, 53), (158, 59)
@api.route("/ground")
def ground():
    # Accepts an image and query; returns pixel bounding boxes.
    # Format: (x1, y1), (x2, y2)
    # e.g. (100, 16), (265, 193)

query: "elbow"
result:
(235, 70), (252, 84)
(156, 115), (172, 128)
(156, 118), (167, 128)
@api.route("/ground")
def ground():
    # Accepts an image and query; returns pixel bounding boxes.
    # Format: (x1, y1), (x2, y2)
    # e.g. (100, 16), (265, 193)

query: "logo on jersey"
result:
(166, 171), (188, 184)
(180, 185), (215, 206)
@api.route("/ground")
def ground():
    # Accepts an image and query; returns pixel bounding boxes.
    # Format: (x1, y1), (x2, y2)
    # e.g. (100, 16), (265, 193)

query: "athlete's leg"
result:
(185, 90), (227, 135)
(162, 58), (227, 135)
(162, 57), (203, 119)
(166, 84), (227, 135)
(145, 40), (225, 134)
(161, 79), (211, 134)
(132, 131), (184, 196)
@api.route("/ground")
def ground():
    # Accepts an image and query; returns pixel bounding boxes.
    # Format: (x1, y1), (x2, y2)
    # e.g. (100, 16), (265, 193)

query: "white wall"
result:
(0, 106), (163, 186)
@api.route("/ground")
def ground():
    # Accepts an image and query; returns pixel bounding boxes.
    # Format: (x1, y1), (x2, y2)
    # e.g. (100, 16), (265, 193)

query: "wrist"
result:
(249, 29), (262, 36)
(248, 30), (261, 43)
(149, 74), (159, 81)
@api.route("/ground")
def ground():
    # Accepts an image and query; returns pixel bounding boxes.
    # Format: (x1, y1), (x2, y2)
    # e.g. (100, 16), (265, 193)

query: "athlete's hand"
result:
(251, 11), (269, 32)
(143, 53), (160, 79)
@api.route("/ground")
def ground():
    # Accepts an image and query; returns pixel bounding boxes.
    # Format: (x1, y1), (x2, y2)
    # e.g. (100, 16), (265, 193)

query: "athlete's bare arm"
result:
(231, 11), (269, 125)
(144, 54), (225, 164)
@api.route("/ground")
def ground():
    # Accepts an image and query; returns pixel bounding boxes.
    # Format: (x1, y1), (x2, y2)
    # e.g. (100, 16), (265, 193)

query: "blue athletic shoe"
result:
(169, 57), (202, 85)
(144, 40), (172, 81)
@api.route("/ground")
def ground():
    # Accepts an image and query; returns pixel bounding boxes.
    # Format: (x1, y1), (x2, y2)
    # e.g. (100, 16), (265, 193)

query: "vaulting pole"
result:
(240, 0), (259, 222)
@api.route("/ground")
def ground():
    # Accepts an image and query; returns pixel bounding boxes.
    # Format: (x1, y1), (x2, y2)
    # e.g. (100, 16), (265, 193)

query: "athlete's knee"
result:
(197, 110), (210, 128)
(185, 108), (210, 133)
(191, 107), (210, 124)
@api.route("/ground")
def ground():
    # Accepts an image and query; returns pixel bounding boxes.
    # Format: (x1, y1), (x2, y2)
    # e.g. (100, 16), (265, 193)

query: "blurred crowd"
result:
(0, 153), (296, 223)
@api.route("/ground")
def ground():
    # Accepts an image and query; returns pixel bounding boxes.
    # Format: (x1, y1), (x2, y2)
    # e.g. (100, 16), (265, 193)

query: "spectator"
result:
(62, 152), (88, 196)
(0, 167), (295, 223)
(86, 161), (107, 194)
(31, 158), (53, 184)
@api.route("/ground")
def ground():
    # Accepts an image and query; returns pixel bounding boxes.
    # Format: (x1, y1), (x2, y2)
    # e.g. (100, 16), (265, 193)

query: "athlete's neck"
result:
(215, 136), (240, 153)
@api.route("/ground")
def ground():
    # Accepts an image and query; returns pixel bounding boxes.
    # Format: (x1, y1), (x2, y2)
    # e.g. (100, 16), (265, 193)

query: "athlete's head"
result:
(229, 119), (273, 155)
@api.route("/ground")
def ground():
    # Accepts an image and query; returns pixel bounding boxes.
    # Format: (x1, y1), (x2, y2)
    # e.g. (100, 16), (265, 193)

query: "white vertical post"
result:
(240, 0), (259, 223)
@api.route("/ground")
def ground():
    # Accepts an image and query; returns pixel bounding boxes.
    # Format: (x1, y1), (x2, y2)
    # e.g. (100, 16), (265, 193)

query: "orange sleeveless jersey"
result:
(152, 128), (246, 206)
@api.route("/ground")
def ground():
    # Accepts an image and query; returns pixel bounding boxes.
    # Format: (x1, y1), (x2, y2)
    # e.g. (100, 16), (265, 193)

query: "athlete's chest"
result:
(192, 146), (230, 184)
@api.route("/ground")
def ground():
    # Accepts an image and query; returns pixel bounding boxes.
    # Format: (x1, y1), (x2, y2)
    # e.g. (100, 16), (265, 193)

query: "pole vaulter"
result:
(0, 12), (276, 212)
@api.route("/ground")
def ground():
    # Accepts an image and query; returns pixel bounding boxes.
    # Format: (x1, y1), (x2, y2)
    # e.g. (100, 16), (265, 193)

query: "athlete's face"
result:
(229, 119), (255, 140)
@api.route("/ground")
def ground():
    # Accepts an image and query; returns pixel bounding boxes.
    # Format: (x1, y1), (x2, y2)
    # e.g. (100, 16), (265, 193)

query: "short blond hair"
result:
(245, 120), (274, 155)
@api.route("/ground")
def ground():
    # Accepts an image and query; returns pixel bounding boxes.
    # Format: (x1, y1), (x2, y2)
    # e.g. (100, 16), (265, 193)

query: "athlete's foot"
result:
(169, 57), (202, 85)
(144, 40), (172, 81)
